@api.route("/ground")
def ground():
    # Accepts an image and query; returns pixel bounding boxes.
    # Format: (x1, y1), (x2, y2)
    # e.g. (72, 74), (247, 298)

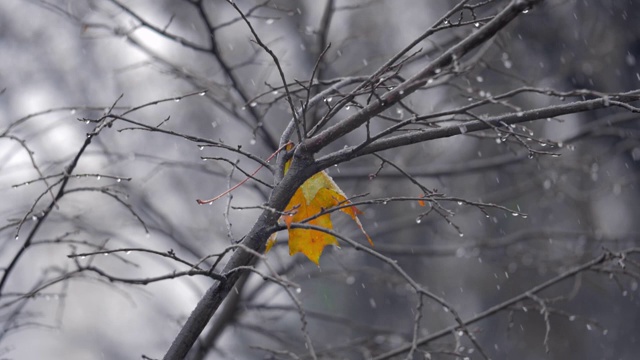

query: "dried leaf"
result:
(418, 194), (426, 207)
(282, 156), (372, 264)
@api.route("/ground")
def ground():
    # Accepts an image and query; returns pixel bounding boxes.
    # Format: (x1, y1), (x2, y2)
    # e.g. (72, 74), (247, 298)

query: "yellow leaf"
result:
(288, 210), (339, 265)
(265, 232), (277, 253)
(281, 152), (373, 264)
(316, 187), (373, 247)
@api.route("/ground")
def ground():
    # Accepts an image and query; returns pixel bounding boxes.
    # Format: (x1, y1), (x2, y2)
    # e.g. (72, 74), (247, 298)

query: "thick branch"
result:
(163, 150), (318, 359)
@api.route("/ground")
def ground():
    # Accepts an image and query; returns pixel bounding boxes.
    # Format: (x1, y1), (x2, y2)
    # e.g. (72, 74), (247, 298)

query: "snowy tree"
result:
(1, 1), (639, 359)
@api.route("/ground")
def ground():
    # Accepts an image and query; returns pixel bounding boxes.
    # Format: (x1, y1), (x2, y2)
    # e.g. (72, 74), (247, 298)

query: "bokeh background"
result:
(1, 0), (639, 359)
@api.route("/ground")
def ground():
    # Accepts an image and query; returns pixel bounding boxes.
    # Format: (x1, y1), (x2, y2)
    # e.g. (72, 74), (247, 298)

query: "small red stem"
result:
(196, 141), (293, 205)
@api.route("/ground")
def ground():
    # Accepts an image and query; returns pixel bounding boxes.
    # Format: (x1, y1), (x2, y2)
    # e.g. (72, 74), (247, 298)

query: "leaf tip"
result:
(265, 232), (277, 253)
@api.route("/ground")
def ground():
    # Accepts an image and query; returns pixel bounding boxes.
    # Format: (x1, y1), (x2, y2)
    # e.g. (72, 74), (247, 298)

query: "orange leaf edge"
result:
(418, 194), (426, 207)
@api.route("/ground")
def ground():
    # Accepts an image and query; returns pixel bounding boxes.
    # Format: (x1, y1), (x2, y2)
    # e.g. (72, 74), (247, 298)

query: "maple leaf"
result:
(283, 162), (373, 265)
(196, 141), (371, 264)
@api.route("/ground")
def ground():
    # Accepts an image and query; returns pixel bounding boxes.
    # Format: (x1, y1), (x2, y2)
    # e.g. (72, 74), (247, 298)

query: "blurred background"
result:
(1, 0), (639, 359)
